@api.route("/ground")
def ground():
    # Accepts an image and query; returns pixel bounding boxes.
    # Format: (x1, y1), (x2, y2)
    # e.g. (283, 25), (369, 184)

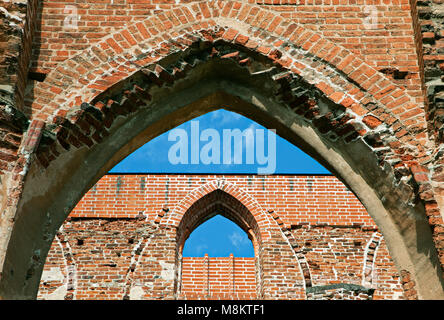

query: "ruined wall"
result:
(179, 256), (257, 300)
(0, 0), (432, 144)
(0, 0), (38, 112)
(1, 0), (443, 300)
(37, 174), (405, 300)
(66, 174), (375, 225)
(0, 0), (36, 179)
(416, 0), (444, 140)
(26, 0), (427, 119)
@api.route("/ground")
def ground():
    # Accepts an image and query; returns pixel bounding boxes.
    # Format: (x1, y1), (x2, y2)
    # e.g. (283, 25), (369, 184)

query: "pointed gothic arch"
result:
(172, 187), (305, 299)
(0, 1), (443, 299)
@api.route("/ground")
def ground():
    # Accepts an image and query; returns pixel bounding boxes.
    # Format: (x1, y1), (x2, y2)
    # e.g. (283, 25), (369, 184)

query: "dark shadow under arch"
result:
(181, 214), (255, 258)
(1, 39), (443, 299)
(176, 189), (262, 257)
(175, 189), (263, 298)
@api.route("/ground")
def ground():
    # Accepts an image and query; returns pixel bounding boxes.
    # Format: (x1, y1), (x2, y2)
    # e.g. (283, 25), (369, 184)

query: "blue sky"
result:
(182, 215), (255, 257)
(110, 109), (330, 257)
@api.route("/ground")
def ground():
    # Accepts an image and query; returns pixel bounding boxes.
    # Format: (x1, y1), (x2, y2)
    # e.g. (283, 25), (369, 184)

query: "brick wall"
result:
(37, 174), (405, 300)
(69, 174), (375, 226)
(0, 0), (38, 177)
(1, 0), (39, 112)
(25, 0), (427, 120)
(29, 0), (425, 100)
(1, 0), (443, 300)
(416, 0), (444, 141)
(179, 255), (257, 300)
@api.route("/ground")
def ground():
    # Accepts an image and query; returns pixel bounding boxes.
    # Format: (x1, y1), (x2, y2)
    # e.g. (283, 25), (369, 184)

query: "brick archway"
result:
(174, 189), (264, 254)
(0, 1), (443, 299)
(123, 178), (313, 299)
(166, 179), (271, 234)
(123, 184), (307, 299)
(172, 187), (306, 299)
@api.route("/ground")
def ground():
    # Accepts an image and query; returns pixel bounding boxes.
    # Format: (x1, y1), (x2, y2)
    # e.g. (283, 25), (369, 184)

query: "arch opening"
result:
(181, 215), (255, 258)
(1, 35), (443, 299)
(176, 190), (262, 299)
(176, 190), (262, 255)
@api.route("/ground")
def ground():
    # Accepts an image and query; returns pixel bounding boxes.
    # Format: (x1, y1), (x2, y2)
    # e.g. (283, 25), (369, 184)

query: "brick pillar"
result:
(228, 253), (234, 297)
(203, 254), (209, 298)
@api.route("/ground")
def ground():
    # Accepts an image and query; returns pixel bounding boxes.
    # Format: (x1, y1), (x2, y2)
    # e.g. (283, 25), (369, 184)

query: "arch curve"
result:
(33, 2), (427, 148)
(0, 1), (443, 300)
(171, 186), (306, 299)
(166, 179), (272, 233)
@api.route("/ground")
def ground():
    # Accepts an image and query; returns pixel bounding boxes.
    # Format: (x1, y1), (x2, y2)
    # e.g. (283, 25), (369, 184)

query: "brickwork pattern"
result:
(29, 0), (425, 108)
(416, 0), (444, 141)
(1, 0), (443, 300)
(37, 174), (405, 300)
(70, 174), (375, 227)
(179, 256), (257, 300)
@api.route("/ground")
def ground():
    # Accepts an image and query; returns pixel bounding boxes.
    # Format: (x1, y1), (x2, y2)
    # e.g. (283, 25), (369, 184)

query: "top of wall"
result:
(70, 173), (375, 228)
(107, 172), (334, 176)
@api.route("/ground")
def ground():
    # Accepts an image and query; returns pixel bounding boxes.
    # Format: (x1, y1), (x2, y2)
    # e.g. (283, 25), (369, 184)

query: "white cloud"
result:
(228, 231), (249, 249)
(210, 110), (242, 125)
(194, 243), (208, 255)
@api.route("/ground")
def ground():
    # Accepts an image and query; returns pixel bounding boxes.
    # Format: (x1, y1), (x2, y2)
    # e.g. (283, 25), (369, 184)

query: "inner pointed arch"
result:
(176, 189), (263, 257)
(182, 214), (255, 258)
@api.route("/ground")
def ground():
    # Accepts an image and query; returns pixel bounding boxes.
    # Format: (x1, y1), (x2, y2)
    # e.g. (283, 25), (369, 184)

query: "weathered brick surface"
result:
(1, 0), (444, 300)
(69, 174), (374, 226)
(37, 174), (404, 300)
(25, 1), (428, 140)
(416, 0), (444, 140)
(29, 0), (426, 107)
(179, 256), (257, 300)
(0, 0), (39, 112)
